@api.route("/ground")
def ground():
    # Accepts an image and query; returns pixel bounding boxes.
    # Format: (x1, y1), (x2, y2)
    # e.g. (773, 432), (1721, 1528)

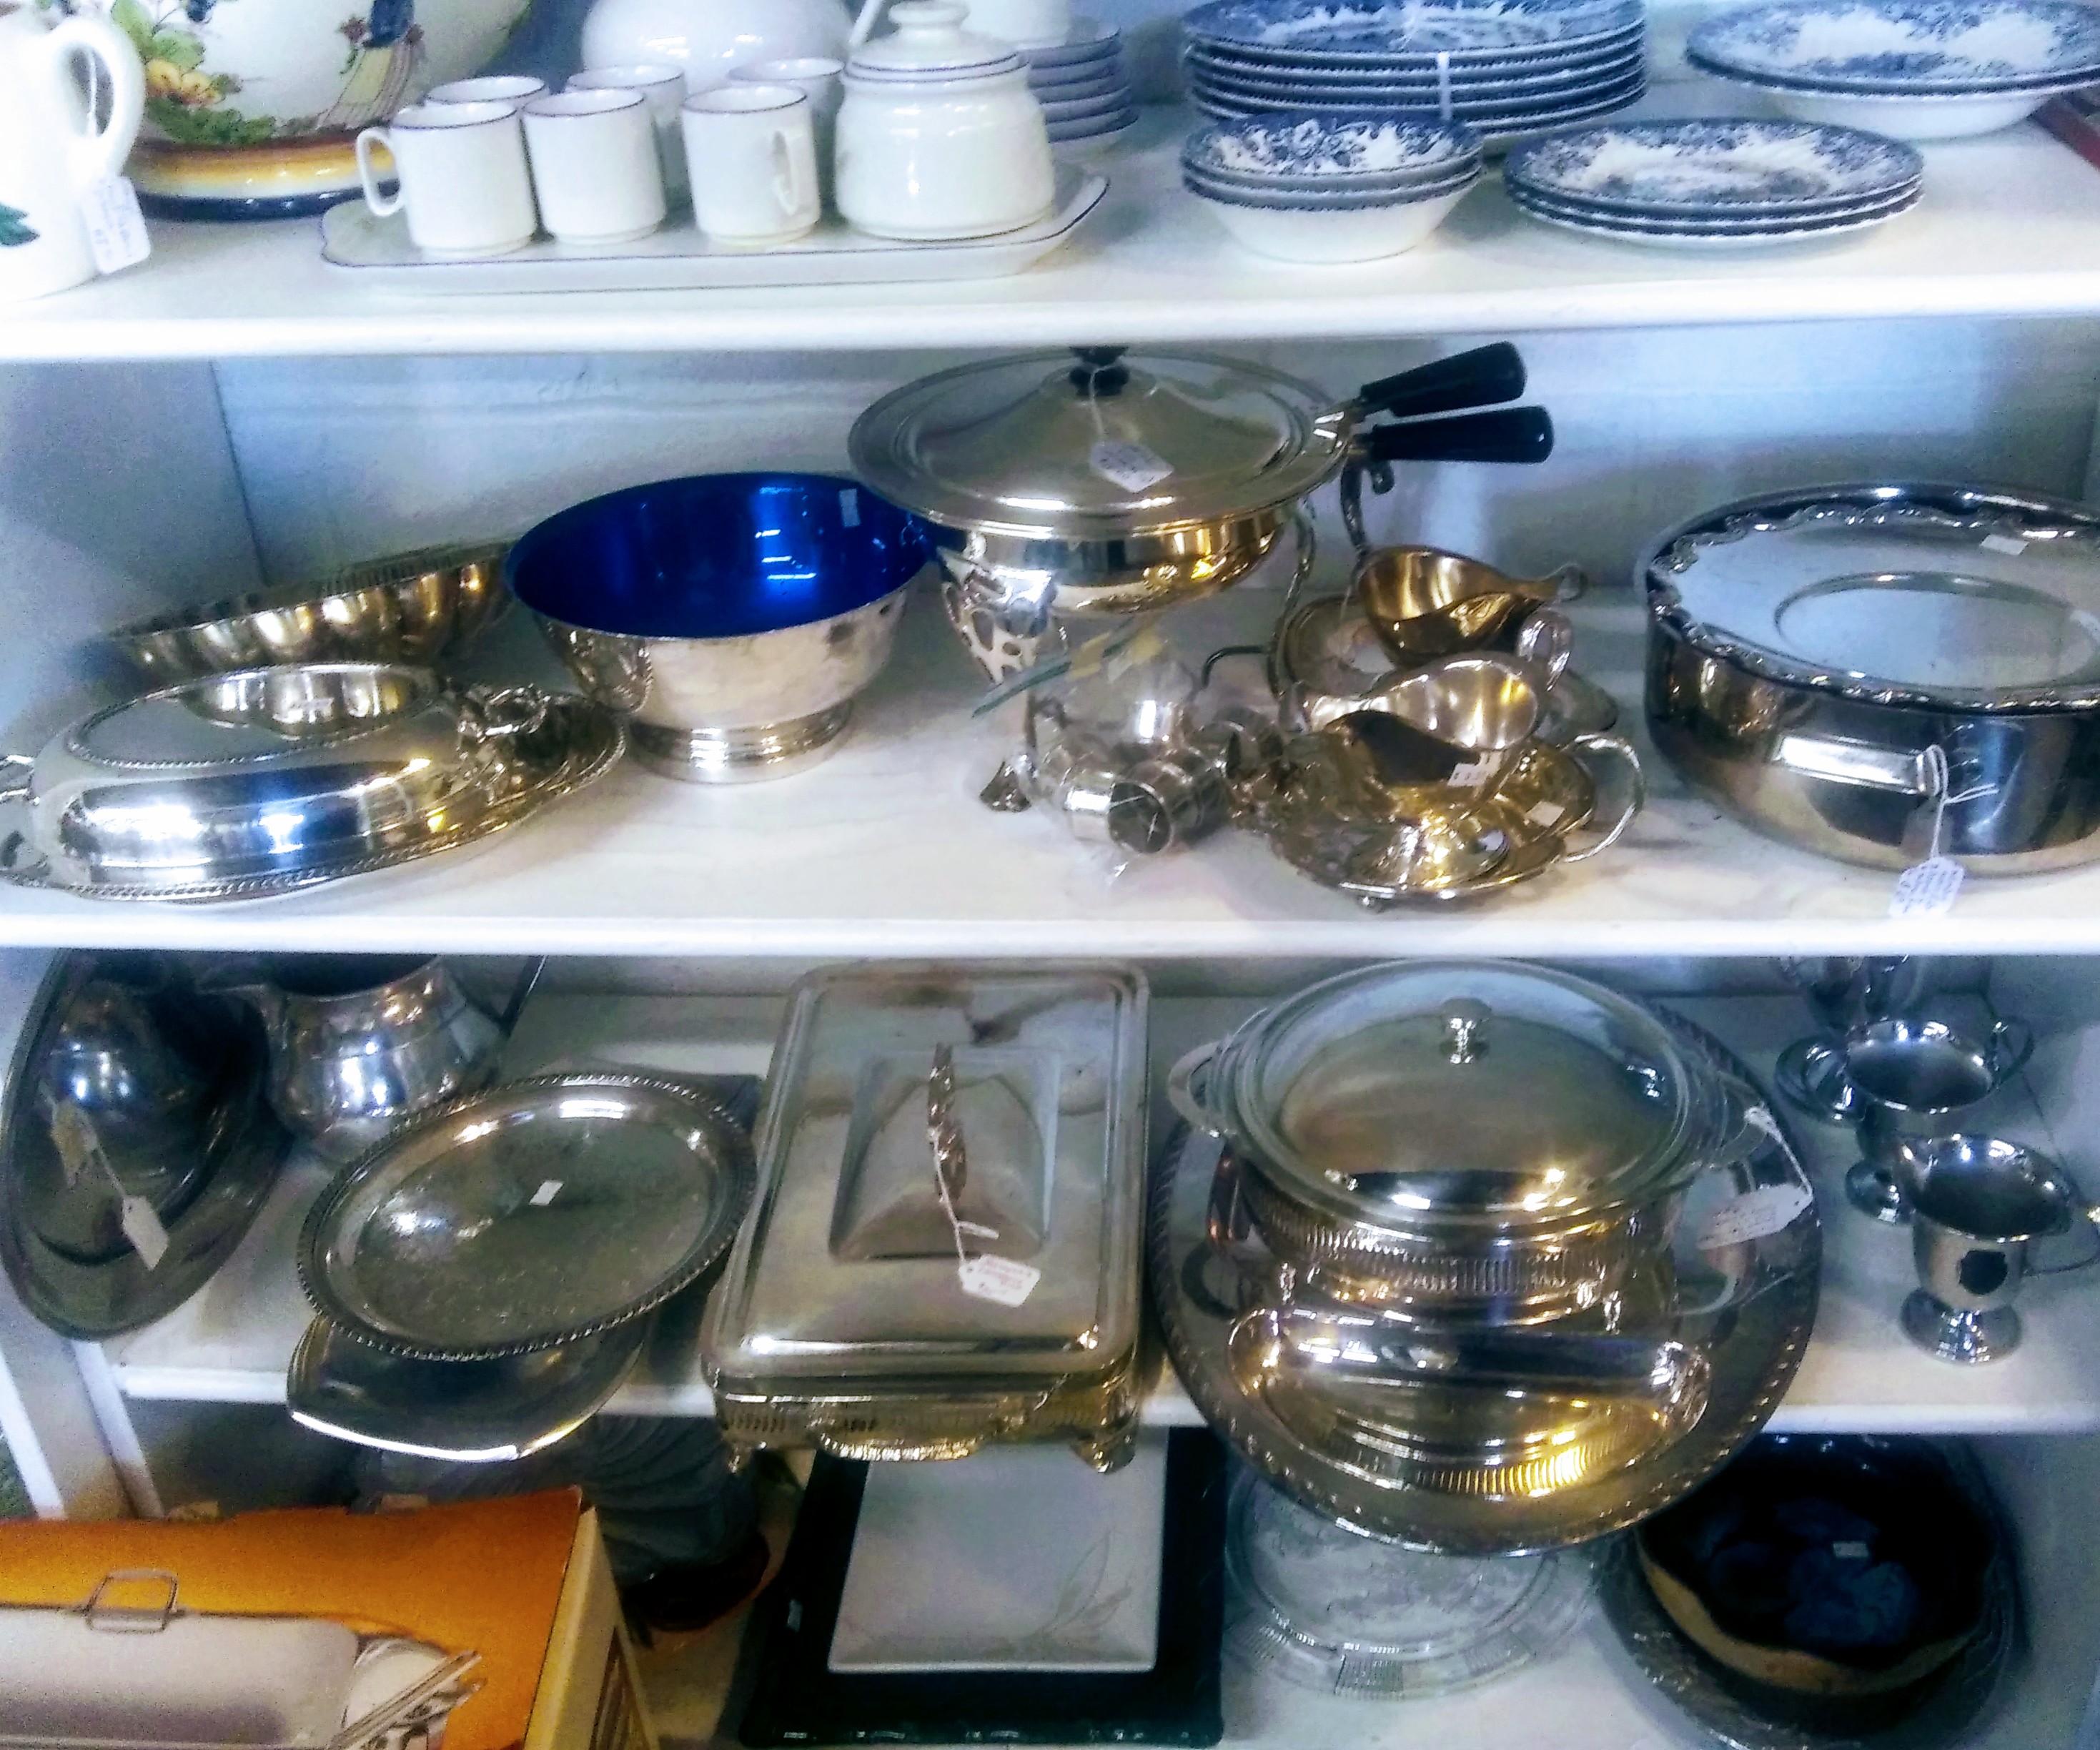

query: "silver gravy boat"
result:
(202, 955), (541, 1161)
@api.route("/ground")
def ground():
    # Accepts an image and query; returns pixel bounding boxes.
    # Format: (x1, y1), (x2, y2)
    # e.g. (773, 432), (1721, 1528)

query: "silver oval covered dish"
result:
(0, 663), (621, 901)
(298, 1072), (753, 1360)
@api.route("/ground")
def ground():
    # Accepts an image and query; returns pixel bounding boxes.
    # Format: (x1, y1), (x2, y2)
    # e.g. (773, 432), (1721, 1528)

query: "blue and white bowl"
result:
(1184, 112), (1485, 189)
(1505, 119), (1923, 218)
(1687, 0), (2100, 92)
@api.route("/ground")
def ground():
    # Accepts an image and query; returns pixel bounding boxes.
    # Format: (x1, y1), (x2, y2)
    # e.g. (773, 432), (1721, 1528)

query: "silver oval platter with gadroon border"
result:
(297, 1072), (754, 1362)
(1150, 1011), (1821, 1554)
(1644, 480), (2100, 873)
(0, 663), (622, 903)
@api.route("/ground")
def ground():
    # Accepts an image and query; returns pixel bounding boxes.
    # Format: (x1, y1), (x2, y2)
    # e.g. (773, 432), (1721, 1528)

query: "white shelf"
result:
(96, 992), (2100, 1439)
(11, 92), (2100, 362)
(17, 589), (2100, 959)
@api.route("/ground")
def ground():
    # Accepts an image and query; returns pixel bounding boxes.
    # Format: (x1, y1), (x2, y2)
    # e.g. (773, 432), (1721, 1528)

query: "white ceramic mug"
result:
(681, 84), (821, 245)
(426, 74), (548, 105)
(570, 64), (689, 197)
(733, 58), (844, 192)
(355, 100), (538, 258)
(522, 88), (667, 243)
(0, 1), (146, 302)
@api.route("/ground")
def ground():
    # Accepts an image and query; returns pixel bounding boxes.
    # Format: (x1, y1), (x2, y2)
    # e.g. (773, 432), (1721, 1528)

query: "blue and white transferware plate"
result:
(1184, 21), (1647, 71)
(1510, 187), (1915, 246)
(1191, 66), (1647, 118)
(1182, 112), (1483, 182)
(1509, 180), (1920, 227)
(1505, 120), (1923, 216)
(1183, 42), (1646, 97)
(1686, 0), (2100, 92)
(1183, 0), (1648, 61)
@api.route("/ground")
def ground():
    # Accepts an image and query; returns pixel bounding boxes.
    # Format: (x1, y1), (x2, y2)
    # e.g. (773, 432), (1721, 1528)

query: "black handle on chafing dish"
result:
(1359, 405), (1555, 466)
(1357, 342), (1527, 421)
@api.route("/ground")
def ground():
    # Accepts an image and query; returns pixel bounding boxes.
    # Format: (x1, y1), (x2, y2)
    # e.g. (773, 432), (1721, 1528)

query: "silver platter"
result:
(299, 1073), (753, 1361)
(1149, 1013), (1821, 1553)
(287, 1312), (652, 1462)
(1595, 1525), (2016, 1750)
(0, 685), (622, 904)
(0, 954), (292, 1338)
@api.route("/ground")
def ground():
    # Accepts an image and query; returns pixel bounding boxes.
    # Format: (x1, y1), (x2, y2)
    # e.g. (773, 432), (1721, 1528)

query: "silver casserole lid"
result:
(0, 663), (617, 901)
(1643, 481), (2100, 711)
(298, 1072), (754, 1360)
(849, 349), (1352, 542)
(1172, 961), (1738, 1237)
(703, 961), (1148, 1387)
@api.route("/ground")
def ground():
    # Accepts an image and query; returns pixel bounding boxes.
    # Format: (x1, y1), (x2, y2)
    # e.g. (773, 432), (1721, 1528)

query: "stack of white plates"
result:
(1504, 117), (1924, 248)
(1179, 0), (1649, 144)
(1024, 16), (1139, 153)
(1687, 0), (2100, 139)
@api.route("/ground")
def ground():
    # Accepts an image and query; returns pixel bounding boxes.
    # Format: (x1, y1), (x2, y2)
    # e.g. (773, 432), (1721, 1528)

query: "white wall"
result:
(212, 317), (2100, 595)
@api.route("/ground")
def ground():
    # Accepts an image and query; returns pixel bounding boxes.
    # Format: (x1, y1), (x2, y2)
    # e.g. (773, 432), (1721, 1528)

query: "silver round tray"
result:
(298, 1072), (753, 1361)
(1149, 1012), (1821, 1553)
(1595, 1526), (2016, 1750)
(287, 1312), (652, 1462)
(0, 688), (622, 904)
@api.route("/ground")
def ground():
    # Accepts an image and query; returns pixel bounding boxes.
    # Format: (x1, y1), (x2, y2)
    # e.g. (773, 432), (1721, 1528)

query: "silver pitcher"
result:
(203, 956), (540, 1161)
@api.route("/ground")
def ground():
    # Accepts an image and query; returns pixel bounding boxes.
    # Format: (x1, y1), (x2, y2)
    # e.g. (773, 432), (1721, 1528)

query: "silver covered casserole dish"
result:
(1169, 961), (1762, 1323)
(0, 663), (620, 901)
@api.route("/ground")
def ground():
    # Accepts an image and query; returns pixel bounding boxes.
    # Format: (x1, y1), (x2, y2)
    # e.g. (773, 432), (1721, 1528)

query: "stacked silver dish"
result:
(1688, 0), (2100, 139)
(1504, 119), (1923, 250)
(1153, 961), (1823, 1551)
(290, 1072), (753, 1461)
(1180, 0), (1648, 145)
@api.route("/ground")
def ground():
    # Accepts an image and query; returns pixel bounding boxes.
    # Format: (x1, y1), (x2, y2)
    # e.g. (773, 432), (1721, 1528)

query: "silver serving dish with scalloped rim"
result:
(1645, 481), (2100, 872)
(0, 663), (621, 902)
(297, 1072), (753, 1362)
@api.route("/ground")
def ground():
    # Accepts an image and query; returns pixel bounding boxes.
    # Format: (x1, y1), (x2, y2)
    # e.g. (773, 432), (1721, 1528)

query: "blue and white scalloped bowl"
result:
(1686, 0), (2100, 92)
(1183, 112), (1485, 189)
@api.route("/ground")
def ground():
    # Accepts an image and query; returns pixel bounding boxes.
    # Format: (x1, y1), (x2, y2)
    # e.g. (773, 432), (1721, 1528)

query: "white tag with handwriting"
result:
(120, 1195), (171, 1269)
(81, 176), (149, 275)
(958, 1255), (1041, 1306)
(530, 1180), (563, 1207)
(1890, 855), (1963, 918)
(1089, 440), (1174, 494)
(1979, 533), (2028, 556)
(1698, 1183), (1813, 1250)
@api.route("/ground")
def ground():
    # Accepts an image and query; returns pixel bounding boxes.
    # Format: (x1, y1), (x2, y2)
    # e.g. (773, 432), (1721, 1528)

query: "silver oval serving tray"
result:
(287, 1313), (652, 1461)
(298, 1073), (753, 1361)
(1150, 1014), (1820, 1554)
(0, 665), (622, 903)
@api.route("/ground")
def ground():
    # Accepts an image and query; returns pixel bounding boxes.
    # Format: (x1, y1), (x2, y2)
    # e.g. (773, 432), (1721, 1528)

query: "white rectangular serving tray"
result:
(320, 167), (1107, 294)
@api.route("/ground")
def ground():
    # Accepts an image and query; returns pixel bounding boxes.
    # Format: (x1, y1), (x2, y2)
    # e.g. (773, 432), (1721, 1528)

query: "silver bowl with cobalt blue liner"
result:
(1181, 112), (1485, 260)
(508, 473), (930, 783)
(1505, 119), (1923, 248)
(1688, 0), (2100, 137)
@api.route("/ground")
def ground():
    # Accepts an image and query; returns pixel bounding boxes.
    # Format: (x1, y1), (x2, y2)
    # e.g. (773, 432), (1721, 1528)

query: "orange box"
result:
(0, 1488), (655, 1750)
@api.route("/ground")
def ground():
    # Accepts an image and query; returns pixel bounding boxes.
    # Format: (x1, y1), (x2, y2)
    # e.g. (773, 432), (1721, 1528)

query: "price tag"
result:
(838, 488), (861, 528)
(1525, 799), (1564, 827)
(1889, 854), (1964, 918)
(50, 1102), (96, 1185)
(119, 1194), (170, 1270)
(1979, 533), (2029, 556)
(1447, 761), (1489, 789)
(1697, 1182), (1814, 1250)
(958, 1254), (1041, 1306)
(530, 1179), (563, 1207)
(1833, 1541), (1871, 1561)
(80, 176), (149, 275)
(1089, 440), (1174, 494)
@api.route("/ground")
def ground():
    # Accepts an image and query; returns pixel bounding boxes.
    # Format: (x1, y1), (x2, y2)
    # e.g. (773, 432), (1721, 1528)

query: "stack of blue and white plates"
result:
(1024, 17), (1139, 153)
(1504, 118), (1924, 248)
(1688, 0), (2100, 139)
(1180, 0), (1649, 144)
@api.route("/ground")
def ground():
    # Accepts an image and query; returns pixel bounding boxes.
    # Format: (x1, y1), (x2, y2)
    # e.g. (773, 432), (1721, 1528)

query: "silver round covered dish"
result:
(298, 1072), (753, 1361)
(0, 663), (621, 901)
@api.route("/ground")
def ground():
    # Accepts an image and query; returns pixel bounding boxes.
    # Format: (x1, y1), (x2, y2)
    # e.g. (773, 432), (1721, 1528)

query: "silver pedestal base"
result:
(1902, 1289), (2020, 1363)
(1846, 1158), (1909, 1222)
(629, 703), (853, 783)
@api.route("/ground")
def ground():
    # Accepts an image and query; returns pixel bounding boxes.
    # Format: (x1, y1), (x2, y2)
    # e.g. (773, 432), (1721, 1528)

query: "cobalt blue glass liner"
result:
(507, 473), (930, 641)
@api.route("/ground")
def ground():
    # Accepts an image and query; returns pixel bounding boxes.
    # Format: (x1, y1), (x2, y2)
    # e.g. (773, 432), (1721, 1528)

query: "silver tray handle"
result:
(1558, 732), (1645, 865)
(0, 752), (31, 805)
(461, 684), (551, 748)
(1771, 733), (1934, 796)
(1167, 1042), (1228, 1136)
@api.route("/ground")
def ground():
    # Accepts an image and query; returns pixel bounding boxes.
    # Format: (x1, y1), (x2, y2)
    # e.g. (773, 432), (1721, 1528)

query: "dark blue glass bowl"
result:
(507, 473), (930, 640)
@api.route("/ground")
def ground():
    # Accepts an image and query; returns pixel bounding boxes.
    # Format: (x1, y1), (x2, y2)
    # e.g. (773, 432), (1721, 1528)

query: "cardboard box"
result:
(0, 1488), (655, 1750)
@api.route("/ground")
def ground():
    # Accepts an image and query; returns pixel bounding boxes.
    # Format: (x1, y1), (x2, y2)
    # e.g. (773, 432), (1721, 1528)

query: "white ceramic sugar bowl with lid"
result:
(836, 0), (1054, 240)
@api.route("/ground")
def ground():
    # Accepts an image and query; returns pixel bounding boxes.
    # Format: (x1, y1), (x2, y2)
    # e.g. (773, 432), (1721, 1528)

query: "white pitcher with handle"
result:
(0, 1), (144, 302)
